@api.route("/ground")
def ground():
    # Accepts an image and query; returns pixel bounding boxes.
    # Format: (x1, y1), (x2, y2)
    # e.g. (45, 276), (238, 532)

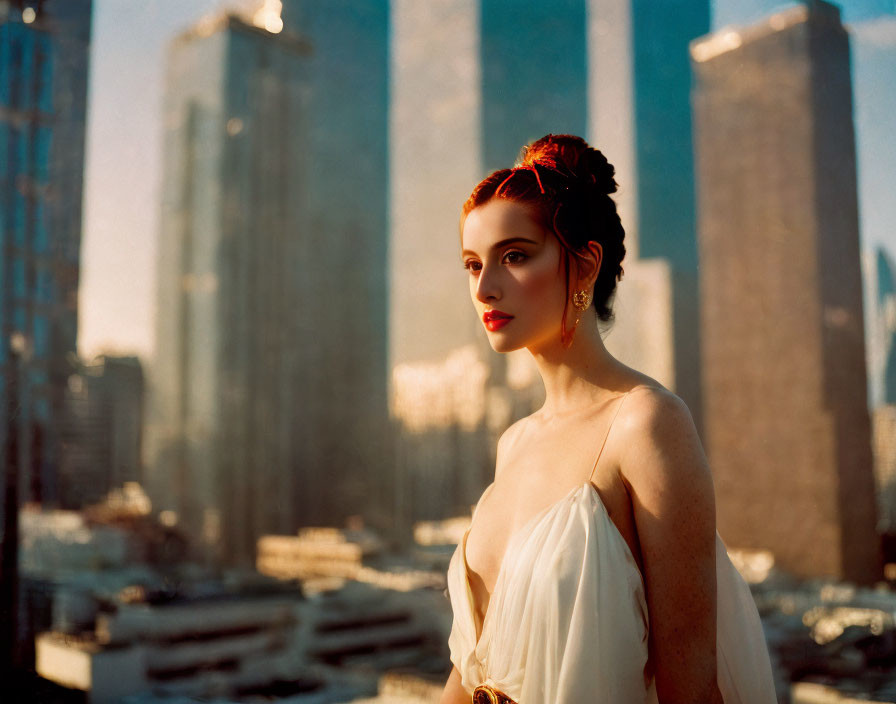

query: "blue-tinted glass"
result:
(33, 315), (48, 358)
(16, 127), (34, 176)
(7, 125), (18, 174)
(13, 257), (26, 298)
(18, 29), (33, 111)
(14, 191), (26, 246)
(13, 306), (25, 334)
(33, 396), (48, 421)
(37, 34), (52, 113)
(0, 122), (7, 177)
(17, 125), (30, 177)
(0, 124), (6, 235)
(35, 126), (51, 182)
(34, 198), (48, 253)
(36, 266), (52, 302)
(0, 25), (9, 108)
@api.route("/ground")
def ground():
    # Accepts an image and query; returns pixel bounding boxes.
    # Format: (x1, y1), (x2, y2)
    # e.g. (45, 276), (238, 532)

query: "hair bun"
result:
(517, 133), (617, 196)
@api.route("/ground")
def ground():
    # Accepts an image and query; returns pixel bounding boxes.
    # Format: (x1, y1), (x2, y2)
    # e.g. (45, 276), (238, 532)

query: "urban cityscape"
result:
(2, 0), (896, 701)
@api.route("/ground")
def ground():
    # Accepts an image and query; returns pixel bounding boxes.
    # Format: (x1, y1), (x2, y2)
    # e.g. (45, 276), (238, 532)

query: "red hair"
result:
(459, 134), (627, 340)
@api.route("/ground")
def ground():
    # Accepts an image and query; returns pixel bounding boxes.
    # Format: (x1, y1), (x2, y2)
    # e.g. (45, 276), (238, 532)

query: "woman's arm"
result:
(439, 665), (471, 704)
(620, 388), (724, 704)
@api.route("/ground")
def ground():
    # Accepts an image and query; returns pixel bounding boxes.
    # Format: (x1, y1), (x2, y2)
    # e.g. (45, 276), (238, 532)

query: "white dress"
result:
(445, 391), (778, 703)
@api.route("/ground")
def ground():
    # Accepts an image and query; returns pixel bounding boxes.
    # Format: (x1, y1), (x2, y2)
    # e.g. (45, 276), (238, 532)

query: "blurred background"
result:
(1, 0), (895, 701)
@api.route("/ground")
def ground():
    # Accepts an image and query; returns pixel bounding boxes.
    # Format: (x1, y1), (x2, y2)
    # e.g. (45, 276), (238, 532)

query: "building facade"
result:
(147, 6), (392, 565)
(0, 0), (92, 507)
(58, 354), (145, 509)
(692, 0), (881, 581)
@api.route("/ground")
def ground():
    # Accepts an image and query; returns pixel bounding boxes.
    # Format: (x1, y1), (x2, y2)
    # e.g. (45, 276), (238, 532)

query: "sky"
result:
(77, 0), (896, 363)
(78, 0), (254, 361)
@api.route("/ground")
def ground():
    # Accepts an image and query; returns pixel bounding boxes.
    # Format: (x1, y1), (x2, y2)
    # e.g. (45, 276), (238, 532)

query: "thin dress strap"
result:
(588, 388), (635, 483)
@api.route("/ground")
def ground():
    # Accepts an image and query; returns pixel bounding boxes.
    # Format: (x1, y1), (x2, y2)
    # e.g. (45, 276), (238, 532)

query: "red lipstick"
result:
(483, 309), (514, 332)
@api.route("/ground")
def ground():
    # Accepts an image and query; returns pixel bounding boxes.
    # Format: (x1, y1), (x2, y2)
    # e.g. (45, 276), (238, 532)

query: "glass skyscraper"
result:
(0, 0), (92, 507)
(147, 3), (392, 565)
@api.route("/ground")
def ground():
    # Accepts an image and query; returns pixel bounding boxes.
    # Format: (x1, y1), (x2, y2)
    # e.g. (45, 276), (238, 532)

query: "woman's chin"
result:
(487, 335), (524, 354)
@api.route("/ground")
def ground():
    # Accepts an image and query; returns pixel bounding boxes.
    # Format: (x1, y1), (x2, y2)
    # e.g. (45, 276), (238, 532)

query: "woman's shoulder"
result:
(622, 381), (693, 428)
(616, 381), (709, 493)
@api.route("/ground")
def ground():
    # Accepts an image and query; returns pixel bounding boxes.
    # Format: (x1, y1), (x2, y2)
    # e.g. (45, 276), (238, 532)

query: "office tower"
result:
(0, 0), (93, 672)
(692, 1), (881, 581)
(715, 6), (896, 402)
(863, 248), (896, 408)
(58, 355), (145, 508)
(279, 0), (392, 537)
(147, 5), (391, 565)
(0, 0), (92, 505)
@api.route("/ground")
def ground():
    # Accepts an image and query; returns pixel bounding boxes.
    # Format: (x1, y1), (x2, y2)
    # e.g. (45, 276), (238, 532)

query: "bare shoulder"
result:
(617, 384), (703, 470)
(616, 383), (714, 531)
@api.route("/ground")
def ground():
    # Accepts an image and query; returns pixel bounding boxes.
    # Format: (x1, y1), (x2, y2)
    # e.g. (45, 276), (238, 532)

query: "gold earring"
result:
(561, 290), (591, 348)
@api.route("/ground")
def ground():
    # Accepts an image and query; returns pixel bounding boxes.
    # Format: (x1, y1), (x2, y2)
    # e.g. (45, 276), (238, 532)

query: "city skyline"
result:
(79, 0), (896, 367)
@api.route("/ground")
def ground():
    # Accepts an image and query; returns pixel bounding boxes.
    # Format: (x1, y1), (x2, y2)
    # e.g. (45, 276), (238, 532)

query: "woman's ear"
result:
(576, 241), (603, 290)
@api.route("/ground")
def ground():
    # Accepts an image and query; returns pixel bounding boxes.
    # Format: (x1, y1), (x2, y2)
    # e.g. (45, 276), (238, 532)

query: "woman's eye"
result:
(463, 260), (482, 273)
(503, 250), (526, 264)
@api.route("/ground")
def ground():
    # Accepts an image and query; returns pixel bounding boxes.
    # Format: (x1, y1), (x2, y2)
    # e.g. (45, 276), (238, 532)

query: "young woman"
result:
(440, 134), (777, 703)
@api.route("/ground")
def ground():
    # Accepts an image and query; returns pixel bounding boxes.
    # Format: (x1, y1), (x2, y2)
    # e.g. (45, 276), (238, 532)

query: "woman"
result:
(440, 134), (777, 703)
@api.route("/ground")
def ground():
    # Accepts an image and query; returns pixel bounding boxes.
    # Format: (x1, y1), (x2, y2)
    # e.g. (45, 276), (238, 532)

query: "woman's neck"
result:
(527, 319), (627, 417)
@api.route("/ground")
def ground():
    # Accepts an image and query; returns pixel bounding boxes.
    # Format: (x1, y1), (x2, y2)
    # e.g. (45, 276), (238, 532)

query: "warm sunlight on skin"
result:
(461, 199), (584, 356)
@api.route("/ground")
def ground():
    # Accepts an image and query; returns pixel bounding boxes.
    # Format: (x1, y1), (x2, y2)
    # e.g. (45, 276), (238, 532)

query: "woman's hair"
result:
(460, 134), (626, 326)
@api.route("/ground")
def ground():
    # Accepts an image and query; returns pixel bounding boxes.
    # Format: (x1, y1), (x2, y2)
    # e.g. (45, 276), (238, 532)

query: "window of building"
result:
(16, 26), (34, 111)
(13, 305), (26, 335)
(33, 314), (49, 359)
(36, 33), (53, 114)
(34, 197), (48, 253)
(36, 264), (53, 302)
(0, 25), (10, 108)
(35, 126), (51, 183)
(17, 123), (31, 178)
(13, 256), (26, 299)
(14, 189), (27, 247)
(0, 122), (8, 178)
(32, 395), (49, 422)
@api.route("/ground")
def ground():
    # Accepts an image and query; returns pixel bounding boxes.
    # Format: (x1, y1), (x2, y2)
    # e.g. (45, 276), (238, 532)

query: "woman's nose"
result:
(475, 262), (501, 303)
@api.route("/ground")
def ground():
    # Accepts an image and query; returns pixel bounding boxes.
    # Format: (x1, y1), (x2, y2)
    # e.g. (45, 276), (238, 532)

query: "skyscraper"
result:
(0, 0), (93, 672)
(863, 247), (896, 408)
(147, 2), (392, 565)
(692, 0), (881, 581)
(0, 0), (92, 506)
(59, 354), (145, 509)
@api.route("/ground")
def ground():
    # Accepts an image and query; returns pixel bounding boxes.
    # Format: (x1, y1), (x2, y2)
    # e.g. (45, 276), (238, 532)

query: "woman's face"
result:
(461, 198), (569, 353)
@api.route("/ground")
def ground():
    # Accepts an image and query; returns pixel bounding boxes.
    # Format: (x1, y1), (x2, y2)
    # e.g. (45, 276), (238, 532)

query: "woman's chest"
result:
(465, 465), (643, 605)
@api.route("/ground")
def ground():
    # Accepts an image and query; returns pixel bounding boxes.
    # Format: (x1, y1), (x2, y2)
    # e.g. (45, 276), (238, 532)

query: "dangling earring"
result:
(561, 289), (591, 348)
(572, 290), (590, 311)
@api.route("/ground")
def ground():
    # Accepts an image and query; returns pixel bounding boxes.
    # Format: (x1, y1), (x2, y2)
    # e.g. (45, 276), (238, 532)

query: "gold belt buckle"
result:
(472, 684), (516, 704)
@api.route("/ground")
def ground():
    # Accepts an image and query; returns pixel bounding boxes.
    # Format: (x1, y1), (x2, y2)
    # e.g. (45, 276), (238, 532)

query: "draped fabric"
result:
(445, 481), (777, 703)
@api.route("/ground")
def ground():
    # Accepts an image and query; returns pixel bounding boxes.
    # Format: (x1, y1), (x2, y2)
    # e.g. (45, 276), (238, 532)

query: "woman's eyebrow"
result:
(461, 236), (539, 257)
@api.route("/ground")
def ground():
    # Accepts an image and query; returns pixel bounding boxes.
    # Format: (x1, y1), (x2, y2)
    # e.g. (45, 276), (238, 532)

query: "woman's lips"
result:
(483, 310), (513, 331)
